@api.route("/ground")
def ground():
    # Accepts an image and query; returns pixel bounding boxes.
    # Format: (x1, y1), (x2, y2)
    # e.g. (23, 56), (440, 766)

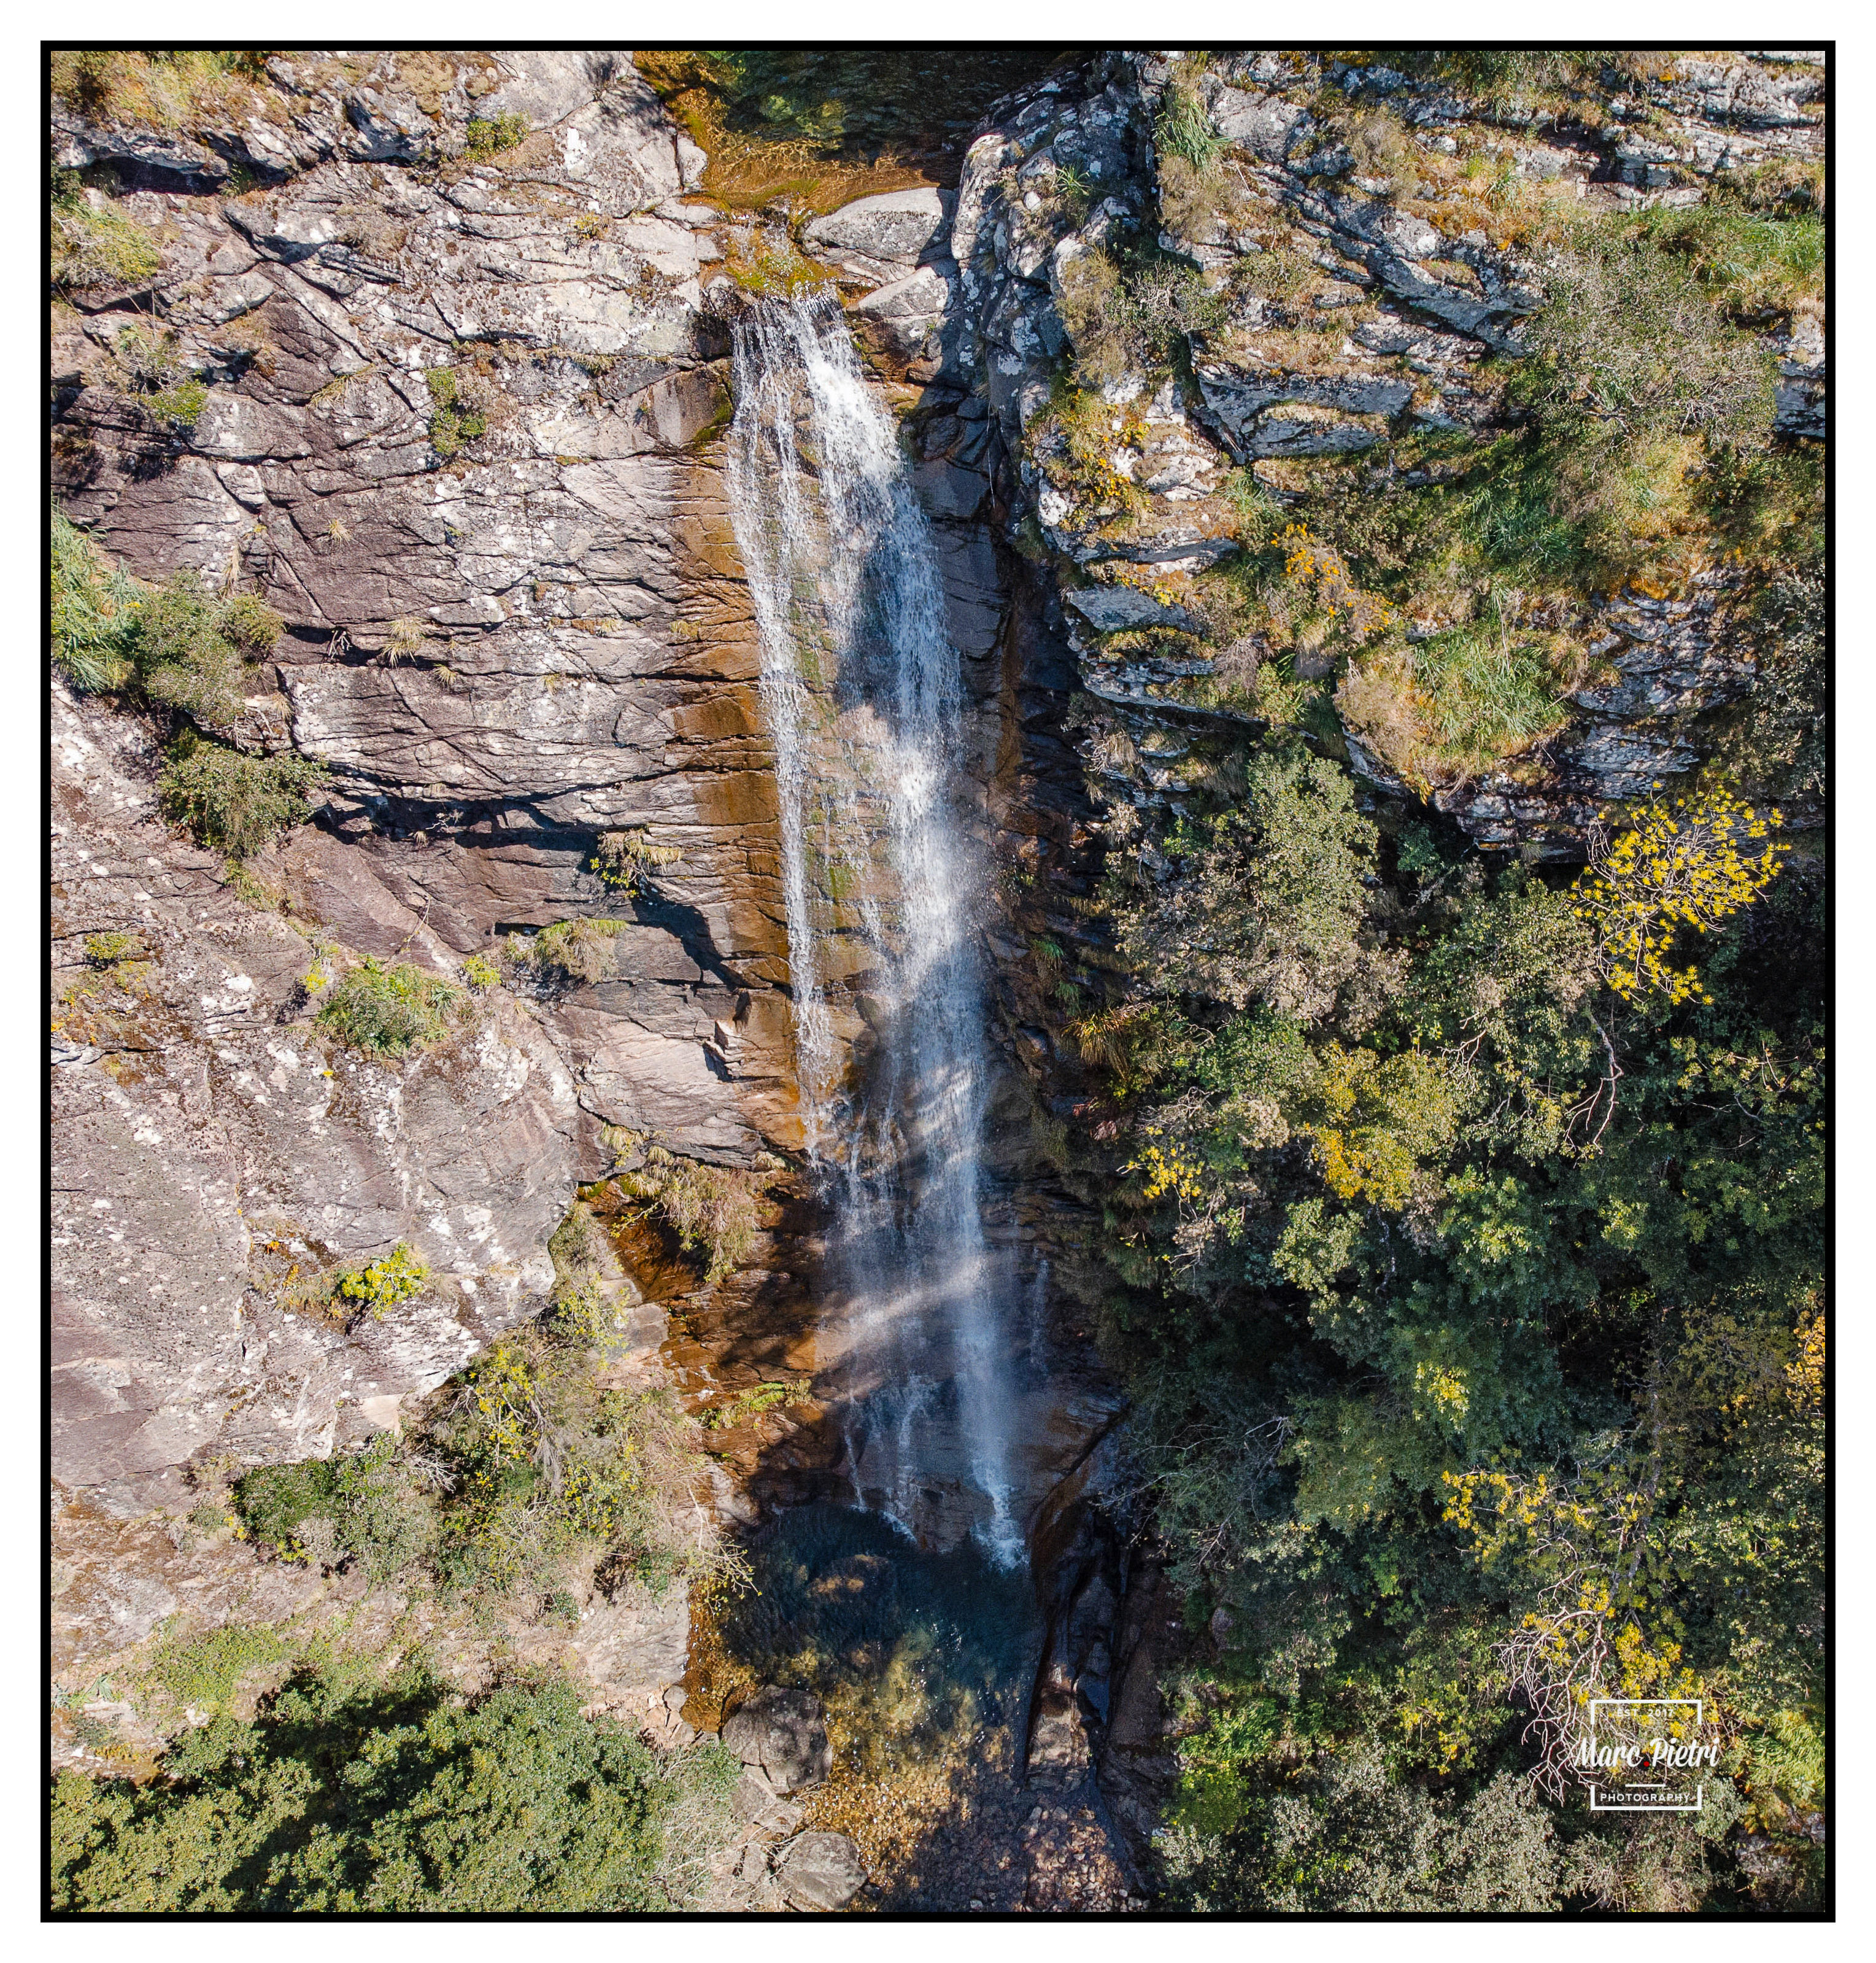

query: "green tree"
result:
(51, 1666), (736, 1913)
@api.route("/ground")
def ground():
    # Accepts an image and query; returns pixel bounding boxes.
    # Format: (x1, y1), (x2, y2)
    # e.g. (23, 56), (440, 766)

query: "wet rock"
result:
(774, 1830), (867, 1911)
(912, 458), (990, 521)
(721, 1686), (834, 1794)
(852, 260), (964, 379)
(1025, 1692), (1092, 1787)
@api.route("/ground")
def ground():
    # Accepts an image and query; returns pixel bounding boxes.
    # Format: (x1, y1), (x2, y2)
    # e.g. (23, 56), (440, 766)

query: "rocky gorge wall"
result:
(49, 51), (1114, 1776)
(48, 44), (1824, 1883)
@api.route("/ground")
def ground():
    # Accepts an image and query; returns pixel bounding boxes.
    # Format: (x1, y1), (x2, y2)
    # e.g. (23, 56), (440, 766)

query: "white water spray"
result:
(727, 295), (1021, 1560)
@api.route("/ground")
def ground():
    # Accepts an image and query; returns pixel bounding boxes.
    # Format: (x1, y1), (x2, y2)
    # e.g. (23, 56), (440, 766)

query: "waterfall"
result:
(727, 294), (1021, 1562)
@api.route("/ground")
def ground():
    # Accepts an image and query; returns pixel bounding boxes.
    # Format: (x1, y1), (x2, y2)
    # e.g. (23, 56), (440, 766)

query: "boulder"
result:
(720, 1686), (833, 1793)
(803, 187), (952, 277)
(774, 1831), (867, 1911)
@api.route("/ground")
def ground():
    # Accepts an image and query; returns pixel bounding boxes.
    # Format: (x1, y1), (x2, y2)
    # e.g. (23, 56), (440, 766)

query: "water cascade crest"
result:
(727, 294), (1021, 1562)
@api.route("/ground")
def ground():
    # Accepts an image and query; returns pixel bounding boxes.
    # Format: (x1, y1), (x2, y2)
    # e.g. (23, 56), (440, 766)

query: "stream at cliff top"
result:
(727, 294), (1022, 1562)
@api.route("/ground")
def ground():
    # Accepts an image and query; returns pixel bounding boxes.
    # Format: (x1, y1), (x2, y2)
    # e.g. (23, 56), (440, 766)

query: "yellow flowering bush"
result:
(461, 1336), (538, 1464)
(1573, 786), (1786, 1003)
(1302, 1042), (1456, 1210)
(1281, 523), (1396, 641)
(1442, 1463), (1708, 1796)
(333, 1242), (428, 1317)
(1128, 1128), (1205, 1202)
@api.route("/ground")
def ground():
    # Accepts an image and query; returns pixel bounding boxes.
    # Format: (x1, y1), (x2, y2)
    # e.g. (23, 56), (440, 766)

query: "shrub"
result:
(1721, 565), (1824, 802)
(700, 1381), (806, 1431)
(1155, 77), (1224, 172)
(426, 1328), (740, 1604)
(317, 959), (465, 1058)
(1636, 199), (1825, 317)
(1298, 1041), (1457, 1210)
(48, 530), (290, 730)
(1521, 223), (1777, 452)
(109, 323), (213, 434)
(158, 732), (325, 861)
(1026, 383), (1151, 528)
(462, 952), (501, 989)
(141, 1620), (291, 1714)
(1056, 241), (1227, 389)
(131, 570), (282, 728)
(1113, 737), (1384, 1024)
(425, 366), (487, 459)
(509, 916), (631, 986)
(111, 322), (180, 388)
(1278, 524), (1395, 644)
(333, 1242), (428, 1316)
(83, 931), (143, 967)
(142, 378), (207, 432)
(549, 1201), (608, 1293)
(234, 1436), (437, 1584)
(591, 829), (682, 892)
(463, 112), (529, 162)
(1263, 1749), (1562, 1912)
(233, 1460), (338, 1552)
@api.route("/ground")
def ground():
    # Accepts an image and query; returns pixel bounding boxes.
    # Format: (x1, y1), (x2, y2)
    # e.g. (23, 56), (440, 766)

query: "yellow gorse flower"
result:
(1280, 523), (1397, 640)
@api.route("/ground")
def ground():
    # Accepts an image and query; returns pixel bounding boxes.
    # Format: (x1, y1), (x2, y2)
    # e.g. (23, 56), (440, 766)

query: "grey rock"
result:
(1196, 365), (1413, 457)
(570, 1583), (692, 1703)
(52, 978), (575, 1486)
(804, 187), (953, 278)
(774, 1831), (867, 1911)
(1064, 585), (1199, 634)
(912, 459), (989, 521)
(1210, 87), (1308, 160)
(1237, 411), (1384, 458)
(753, 1796), (806, 1837)
(720, 1686), (833, 1794)
(852, 260), (962, 374)
(730, 1764), (781, 1821)
(478, 50), (611, 130)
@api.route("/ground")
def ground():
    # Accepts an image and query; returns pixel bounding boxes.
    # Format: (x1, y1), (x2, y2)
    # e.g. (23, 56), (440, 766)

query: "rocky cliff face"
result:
(53, 55), (791, 1518)
(935, 50), (1823, 854)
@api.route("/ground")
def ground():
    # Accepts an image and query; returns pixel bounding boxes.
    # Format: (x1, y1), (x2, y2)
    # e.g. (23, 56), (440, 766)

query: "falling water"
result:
(726, 294), (1021, 1561)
